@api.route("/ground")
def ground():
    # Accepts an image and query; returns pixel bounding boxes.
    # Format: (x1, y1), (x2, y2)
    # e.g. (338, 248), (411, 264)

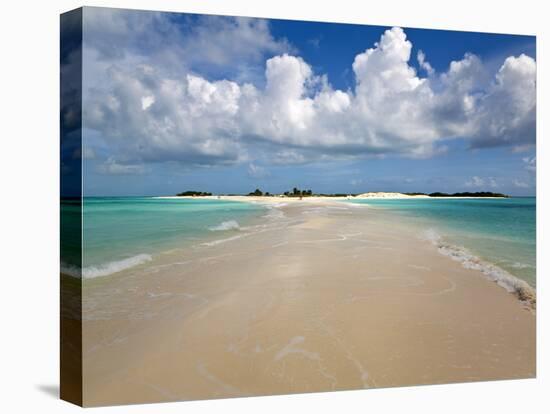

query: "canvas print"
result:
(60, 6), (536, 407)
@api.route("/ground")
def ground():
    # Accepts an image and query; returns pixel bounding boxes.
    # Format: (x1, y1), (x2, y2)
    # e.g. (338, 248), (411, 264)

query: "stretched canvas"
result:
(60, 6), (536, 407)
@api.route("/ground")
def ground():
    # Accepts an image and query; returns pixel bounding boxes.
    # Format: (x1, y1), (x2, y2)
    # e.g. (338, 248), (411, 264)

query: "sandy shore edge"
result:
(80, 199), (535, 406)
(151, 194), (536, 308)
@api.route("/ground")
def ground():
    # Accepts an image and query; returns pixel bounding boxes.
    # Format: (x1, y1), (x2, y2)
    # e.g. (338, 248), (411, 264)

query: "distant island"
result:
(174, 190), (509, 198)
(354, 191), (509, 199)
(426, 191), (509, 198)
(283, 187), (313, 197)
(176, 191), (212, 196)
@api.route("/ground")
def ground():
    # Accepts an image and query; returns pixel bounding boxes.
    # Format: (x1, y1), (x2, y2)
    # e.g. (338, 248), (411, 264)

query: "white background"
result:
(0, 0), (547, 412)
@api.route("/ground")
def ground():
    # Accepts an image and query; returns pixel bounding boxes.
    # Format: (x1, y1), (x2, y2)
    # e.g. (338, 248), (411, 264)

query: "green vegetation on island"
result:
(176, 191), (212, 196)
(177, 189), (508, 198)
(248, 188), (272, 196)
(283, 187), (313, 197)
(248, 187), (314, 197)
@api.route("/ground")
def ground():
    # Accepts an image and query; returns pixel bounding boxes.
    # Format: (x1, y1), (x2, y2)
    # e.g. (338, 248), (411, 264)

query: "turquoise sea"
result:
(62, 197), (265, 278)
(348, 197), (536, 287)
(62, 197), (536, 288)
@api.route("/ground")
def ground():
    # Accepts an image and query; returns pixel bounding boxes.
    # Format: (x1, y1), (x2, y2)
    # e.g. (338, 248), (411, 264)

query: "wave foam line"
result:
(62, 254), (153, 279)
(423, 229), (536, 309)
(209, 220), (240, 231)
(263, 206), (286, 220)
(201, 234), (244, 246)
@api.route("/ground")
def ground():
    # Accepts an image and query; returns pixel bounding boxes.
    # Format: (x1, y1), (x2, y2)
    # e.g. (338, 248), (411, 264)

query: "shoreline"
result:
(152, 194), (512, 202)
(100, 195), (536, 308)
(80, 199), (535, 406)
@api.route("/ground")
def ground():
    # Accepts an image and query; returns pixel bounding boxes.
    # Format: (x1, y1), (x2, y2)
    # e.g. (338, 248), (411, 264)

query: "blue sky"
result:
(80, 8), (536, 196)
(270, 19), (536, 90)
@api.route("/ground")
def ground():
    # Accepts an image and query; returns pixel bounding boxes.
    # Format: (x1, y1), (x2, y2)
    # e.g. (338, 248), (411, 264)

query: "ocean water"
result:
(347, 197), (536, 287)
(63, 197), (265, 278)
(62, 196), (536, 290)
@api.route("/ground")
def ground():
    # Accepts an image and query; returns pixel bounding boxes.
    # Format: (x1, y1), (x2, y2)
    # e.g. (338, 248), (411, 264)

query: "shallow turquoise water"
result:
(64, 196), (536, 286)
(347, 197), (536, 287)
(78, 197), (265, 277)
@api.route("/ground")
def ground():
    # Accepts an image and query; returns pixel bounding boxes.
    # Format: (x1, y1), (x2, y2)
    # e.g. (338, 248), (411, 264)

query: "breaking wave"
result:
(263, 206), (286, 220)
(423, 229), (535, 309)
(209, 220), (241, 231)
(61, 254), (153, 279)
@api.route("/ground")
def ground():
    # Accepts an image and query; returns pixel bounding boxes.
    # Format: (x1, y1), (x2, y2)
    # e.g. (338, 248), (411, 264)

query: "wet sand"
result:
(80, 200), (535, 406)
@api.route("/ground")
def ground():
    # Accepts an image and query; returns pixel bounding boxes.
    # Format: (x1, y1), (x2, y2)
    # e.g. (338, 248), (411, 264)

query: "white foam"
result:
(422, 229), (535, 306)
(342, 202), (371, 208)
(209, 220), (240, 231)
(147, 292), (173, 299)
(60, 262), (82, 278)
(263, 207), (286, 220)
(511, 262), (533, 269)
(275, 336), (319, 361)
(201, 234), (244, 246)
(62, 254), (153, 279)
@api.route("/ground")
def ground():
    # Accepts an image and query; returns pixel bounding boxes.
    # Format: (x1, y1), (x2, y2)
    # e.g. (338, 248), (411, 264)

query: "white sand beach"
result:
(75, 197), (536, 406)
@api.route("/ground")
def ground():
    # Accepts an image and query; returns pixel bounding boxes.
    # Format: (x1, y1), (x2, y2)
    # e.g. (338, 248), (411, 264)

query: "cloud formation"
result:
(82, 10), (536, 173)
(247, 163), (270, 179)
(513, 179), (529, 188)
(523, 156), (536, 173)
(465, 176), (498, 188)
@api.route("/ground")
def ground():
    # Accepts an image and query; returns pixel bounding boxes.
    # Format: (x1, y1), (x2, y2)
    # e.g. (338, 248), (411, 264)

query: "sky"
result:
(77, 7), (536, 196)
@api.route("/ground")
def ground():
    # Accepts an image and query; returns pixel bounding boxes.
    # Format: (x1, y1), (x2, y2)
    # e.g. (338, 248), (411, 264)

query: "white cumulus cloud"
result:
(80, 12), (536, 172)
(417, 50), (434, 75)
